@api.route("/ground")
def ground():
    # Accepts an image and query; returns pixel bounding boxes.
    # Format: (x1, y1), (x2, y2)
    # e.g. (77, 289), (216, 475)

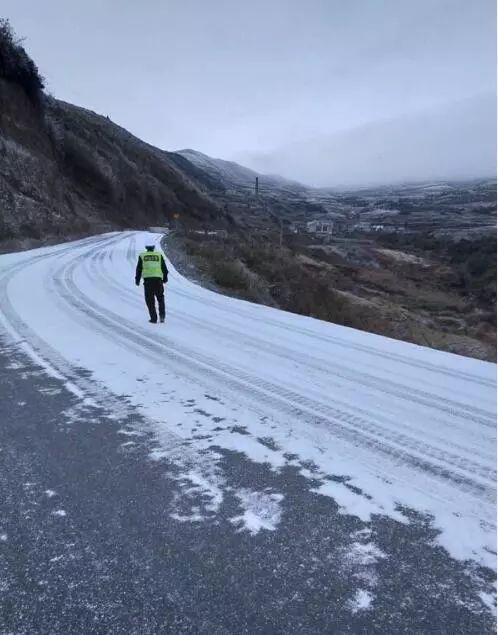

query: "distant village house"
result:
(306, 219), (334, 235)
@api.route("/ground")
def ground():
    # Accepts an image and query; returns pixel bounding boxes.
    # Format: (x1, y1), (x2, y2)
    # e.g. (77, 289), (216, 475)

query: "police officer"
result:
(135, 245), (168, 323)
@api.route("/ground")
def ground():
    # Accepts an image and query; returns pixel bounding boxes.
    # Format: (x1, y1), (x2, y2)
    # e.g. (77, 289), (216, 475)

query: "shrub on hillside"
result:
(211, 260), (249, 290)
(0, 19), (44, 106)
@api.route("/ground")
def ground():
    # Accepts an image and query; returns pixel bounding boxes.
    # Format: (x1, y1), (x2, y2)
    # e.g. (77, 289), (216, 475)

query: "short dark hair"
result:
(145, 245), (155, 250)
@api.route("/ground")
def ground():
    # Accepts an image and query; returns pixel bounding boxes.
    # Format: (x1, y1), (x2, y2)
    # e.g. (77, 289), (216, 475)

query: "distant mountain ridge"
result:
(176, 148), (306, 194)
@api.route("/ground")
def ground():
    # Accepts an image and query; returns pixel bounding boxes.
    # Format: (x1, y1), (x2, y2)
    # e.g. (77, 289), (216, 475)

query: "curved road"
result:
(0, 231), (496, 633)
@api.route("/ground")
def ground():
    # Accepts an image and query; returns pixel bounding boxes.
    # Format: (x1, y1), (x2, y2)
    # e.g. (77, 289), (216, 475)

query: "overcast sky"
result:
(3, 0), (496, 186)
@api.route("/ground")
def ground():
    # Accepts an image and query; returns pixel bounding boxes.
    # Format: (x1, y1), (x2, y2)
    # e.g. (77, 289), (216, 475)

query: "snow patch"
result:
(179, 470), (224, 513)
(38, 387), (63, 396)
(6, 361), (24, 370)
(118, 428), (143, 437)
(339, 537), (386, 590)
(170, 510), (205, 523)
(230, 489), (284, 535)
(346, 541), (386, 568)
(433, 510), (497, 573)
(215, 433), (286, 470)
(149, 448), (169, 461)
(169, 463), (226, 524)
(312, 480), (405, 524)
(479, 590), (497, 615)
(61, 403), (98, 425)
(349, 589), (374, 613)
(51, 510), (66, 517)
(45, 490), (57, 498)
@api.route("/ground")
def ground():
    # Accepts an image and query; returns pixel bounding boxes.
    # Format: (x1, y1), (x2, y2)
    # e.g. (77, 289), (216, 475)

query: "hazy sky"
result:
(3, 0), (496, 186)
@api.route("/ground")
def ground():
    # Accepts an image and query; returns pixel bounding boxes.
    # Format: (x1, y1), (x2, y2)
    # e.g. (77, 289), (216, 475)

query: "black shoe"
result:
(149, 319), (157, 324)
(159, 316), (165, 323)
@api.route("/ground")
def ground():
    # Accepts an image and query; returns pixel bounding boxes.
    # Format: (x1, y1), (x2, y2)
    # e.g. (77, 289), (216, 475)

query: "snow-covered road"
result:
(1, 231), (496, 597)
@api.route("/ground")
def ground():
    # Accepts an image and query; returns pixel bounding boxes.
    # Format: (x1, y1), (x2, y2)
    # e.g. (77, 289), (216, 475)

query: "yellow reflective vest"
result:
(139, 251), (163, 278)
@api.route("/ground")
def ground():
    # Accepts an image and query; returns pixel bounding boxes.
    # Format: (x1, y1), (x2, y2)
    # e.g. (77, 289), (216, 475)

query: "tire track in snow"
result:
(89, 243), (496, 469)
(165, 263), (495, 389)
(97, 243), (495, 429)
(41, 237), (496, 500)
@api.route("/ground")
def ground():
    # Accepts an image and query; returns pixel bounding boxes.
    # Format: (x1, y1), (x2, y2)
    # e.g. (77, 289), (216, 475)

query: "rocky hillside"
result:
(0, 20), (224, 246)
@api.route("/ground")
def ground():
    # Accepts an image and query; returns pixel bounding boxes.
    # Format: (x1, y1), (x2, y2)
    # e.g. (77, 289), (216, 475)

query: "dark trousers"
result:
(143, 278), (165, 322)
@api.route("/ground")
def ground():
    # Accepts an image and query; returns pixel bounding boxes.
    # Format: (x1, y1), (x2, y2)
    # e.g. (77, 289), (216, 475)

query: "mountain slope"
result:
(0, 78), (225, 243)
(0, 19), (227, 245)
(0, 20), (326, 243)
(177, 148), (306, 194)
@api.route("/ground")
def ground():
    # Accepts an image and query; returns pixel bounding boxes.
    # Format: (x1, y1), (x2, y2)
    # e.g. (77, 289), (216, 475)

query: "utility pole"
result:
(279, 218), (283, 248)
(255, 176), (259, 197)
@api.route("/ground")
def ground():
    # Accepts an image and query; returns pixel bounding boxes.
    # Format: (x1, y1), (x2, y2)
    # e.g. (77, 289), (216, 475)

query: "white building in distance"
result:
(306, 219), (334, 235)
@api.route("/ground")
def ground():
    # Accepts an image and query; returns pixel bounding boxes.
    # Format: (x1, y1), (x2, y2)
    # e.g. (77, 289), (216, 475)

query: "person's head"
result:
(145, 245), (155, 251)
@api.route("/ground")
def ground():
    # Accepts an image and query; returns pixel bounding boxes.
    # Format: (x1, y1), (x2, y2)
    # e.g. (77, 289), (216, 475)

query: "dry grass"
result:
(171, 229), (496, 361)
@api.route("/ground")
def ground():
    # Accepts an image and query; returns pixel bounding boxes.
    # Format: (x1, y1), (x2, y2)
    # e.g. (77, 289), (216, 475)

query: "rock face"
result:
(0, 78), (223, 243)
